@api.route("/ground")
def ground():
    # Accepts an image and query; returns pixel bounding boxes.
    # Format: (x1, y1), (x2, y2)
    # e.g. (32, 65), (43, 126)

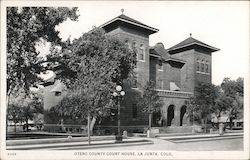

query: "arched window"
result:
(158, 62), (163, 71)
(201, 60), (205, 72)
(125, 39), (129, 47)
(138, 44), (145, 61)
(132, 41), (136, 48)
(196, 58), (200, 72)
(205, 61), (209, 73)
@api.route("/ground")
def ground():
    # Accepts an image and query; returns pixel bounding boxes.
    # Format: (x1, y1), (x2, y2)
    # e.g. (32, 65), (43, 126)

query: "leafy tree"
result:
(48, 28), (136, 142)
(189, 82), (219, 132)
(7, 104), (22, 132)
(8, 91), (43, 131)
(7, 7), (78, 100)
(219, 77), (244, 129)
(137, 81), (163, 129)
(185, 98), (202, 125)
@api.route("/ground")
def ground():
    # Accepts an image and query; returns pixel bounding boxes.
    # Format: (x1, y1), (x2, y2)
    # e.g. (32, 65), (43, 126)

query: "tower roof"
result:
(100, 14), (159, 35)
(168, 36), (219, 54)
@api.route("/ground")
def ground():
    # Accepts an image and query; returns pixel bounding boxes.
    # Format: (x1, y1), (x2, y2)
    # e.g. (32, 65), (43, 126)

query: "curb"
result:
(163, 134), (243, 143)
(50, 141), (154, 150)
(7, 136), (116, 146)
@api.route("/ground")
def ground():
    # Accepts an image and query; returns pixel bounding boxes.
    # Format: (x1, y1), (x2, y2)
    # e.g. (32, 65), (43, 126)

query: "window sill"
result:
(137, 60), (146, 62)
(196, 71), (210, 75)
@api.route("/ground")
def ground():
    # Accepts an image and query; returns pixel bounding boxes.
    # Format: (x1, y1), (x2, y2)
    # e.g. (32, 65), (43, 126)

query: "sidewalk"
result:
(6, 137), (153, 150)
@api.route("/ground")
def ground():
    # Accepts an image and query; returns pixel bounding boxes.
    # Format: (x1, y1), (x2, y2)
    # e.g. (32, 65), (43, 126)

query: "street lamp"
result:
(113, 85), (125, 142)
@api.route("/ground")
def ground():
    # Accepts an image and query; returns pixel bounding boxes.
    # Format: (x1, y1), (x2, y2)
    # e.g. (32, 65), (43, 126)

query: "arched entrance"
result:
(180, 105), (187, 126)
(167, 105), (175, 126)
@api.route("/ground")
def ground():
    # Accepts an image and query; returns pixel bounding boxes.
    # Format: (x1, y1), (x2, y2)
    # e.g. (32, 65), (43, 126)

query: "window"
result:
(197, 58), (209, 74)
(138, 44), (145, 61)
(125, 39), (129, 44)
(157, 79), (163, 89)
(205, 61), (209, 73)
(201, 60), (205, 72)
(125, 39), (131, 49)
(55, 91), (61, 96)
(196, 59), (200, 71)
(132, 78), (137, 88)
(132, 41), (136, 48)
(132, 104), (138, 119)
(158, 63), (163, 71)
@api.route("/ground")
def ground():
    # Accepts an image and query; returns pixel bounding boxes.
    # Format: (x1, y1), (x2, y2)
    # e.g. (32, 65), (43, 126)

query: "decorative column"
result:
(174, 107), (180, 126)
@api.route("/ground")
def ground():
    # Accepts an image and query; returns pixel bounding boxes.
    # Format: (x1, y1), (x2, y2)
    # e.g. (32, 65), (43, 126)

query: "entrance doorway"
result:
(167, 105), (175, 126)
(180, 105), (187, 126)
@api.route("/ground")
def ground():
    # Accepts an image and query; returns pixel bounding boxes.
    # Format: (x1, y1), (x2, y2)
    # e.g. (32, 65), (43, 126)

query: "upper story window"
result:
(132, 41), (136, 48)
(196, 57), (210, 74)
(132, 79), (137, 88)
(196, 58), (200, 71)
(201, 60), (205, 72)
(158, 63), (163, 71)
(55, 91), (61, 96)
(138, 44), (145, 62)
(131, 73), (138, 88)
(125, 39), (129, 46)
(157, 79), (163, 89)
(205, 61), (209, 73)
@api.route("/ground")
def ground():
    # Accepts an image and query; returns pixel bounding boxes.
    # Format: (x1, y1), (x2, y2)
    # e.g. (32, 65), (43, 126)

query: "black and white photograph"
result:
(0, 1), (249, 160)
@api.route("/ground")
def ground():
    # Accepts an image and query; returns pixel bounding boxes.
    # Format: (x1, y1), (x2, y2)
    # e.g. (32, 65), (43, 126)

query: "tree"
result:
(189, 82), (219, 132)
(7, 104), (22, 132)
(219, 77), (244, 129)
(48, 28), (137, 143)
(137, 81), (163, 129)
(8, 90), (43, 132)
(7, 7), (78, 101)
(185, 98), (201, 125)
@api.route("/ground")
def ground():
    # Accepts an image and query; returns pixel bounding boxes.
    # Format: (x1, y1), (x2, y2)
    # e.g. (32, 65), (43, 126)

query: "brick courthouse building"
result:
(42, 13), (219, 133)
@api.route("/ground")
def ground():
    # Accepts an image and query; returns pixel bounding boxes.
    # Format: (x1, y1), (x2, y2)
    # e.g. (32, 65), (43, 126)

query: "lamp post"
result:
(113, 85), (125, 142)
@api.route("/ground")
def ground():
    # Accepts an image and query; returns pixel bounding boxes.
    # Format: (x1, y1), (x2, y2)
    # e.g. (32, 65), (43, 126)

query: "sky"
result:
(45, 1), (248, 85)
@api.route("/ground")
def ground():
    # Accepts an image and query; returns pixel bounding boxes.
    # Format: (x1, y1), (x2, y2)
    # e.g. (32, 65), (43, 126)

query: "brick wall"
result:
(171, 49), (196, 92)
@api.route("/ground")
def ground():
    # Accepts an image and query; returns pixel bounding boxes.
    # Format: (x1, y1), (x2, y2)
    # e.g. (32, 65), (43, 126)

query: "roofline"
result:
(149, 53), (186, 64)
(100, 17), (159, 33)
(168, 42), (220, 52)
(149, 53), (161, 58)
(166, 58), (186, 64)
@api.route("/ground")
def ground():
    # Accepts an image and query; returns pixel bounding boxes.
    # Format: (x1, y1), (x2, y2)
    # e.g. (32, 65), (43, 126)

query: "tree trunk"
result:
(87, 113), (91, 145)
(26, 118), (29, 132)
(204, 117), (207, 133)
(14, 121), (17, 133)
(90, 116), (96, 136)
(149, 113), (152, 130)
(229, 117), (233, 130)
(6, 91), (11, 134)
